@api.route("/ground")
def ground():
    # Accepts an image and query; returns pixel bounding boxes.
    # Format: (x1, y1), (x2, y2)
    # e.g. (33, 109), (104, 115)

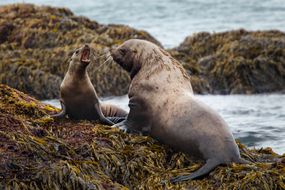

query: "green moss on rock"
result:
(0, 84), (284, 189)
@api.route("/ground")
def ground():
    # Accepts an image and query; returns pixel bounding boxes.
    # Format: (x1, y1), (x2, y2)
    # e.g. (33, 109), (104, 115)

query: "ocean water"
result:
(1, 0), (285, 47)
(43, 94), (285, 154)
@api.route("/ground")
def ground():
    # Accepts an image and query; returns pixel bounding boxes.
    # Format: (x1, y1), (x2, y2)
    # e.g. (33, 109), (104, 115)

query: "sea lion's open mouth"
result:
(81, 48), (90, 64)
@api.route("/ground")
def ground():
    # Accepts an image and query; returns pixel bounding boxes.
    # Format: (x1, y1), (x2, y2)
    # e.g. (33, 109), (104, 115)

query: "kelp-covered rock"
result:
(0, 84), (284, 189)
(0, 4), (161, 99)
(169, 29), (285, 94)
(2, 4), (284, 97)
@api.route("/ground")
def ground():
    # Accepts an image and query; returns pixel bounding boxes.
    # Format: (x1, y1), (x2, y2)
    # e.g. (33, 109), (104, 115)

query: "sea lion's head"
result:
(111, 39), (160, 78)
(69, 44), (95, 71)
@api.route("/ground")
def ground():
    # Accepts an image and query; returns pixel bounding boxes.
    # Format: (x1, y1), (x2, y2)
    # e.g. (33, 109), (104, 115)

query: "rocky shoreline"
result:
(1, 3), (285, 190)
(0, 84), (284, 189)
(0, 4), (285, 99)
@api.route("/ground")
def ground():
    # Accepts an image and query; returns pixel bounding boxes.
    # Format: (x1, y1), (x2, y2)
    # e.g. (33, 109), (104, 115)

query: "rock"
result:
(0, 84), (284, 189)
(0, 4), (161, 99)
(169, 29), (285, 94)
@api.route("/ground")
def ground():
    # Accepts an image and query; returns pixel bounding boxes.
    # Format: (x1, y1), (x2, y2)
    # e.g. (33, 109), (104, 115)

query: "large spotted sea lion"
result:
(110, 39), (248, 182)
(51, 44), (127, 125)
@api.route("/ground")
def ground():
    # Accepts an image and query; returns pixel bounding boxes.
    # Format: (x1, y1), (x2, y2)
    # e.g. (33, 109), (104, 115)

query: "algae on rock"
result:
(0, 84), (284, 189)
(169, 29), (285, 94)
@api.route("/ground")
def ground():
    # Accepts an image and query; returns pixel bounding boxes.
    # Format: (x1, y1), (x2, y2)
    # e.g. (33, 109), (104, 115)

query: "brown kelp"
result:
(0, 84), (284, 189)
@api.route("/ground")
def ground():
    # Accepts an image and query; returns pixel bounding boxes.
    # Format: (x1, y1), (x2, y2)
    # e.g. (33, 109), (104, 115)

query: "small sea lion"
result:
(110, 39), (248, 182)
(52, 44), (127, 125)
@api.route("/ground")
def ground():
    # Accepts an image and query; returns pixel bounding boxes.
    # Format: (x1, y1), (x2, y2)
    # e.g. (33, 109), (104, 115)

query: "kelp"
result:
(0, 84), (284, 189)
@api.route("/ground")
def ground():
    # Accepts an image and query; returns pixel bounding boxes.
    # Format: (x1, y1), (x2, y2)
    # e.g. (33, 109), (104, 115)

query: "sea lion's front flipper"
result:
(112, 119), (149, 135)
(111, 97), (151, 134)
(107, 117), (126, 124)
(112, 120), (129, 132)
(170, 159), (221, 183)
(94, 103), (114, 125)
(50, 99), (66, 119)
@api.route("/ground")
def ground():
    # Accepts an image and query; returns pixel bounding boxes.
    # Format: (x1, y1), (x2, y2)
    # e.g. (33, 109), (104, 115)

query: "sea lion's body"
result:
(52, 45), (127, 125)
(111, 39), (247, 182)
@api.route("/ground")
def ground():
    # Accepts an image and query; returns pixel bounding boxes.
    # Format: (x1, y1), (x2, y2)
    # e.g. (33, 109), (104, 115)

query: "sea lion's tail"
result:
(170, 158), (221, 183)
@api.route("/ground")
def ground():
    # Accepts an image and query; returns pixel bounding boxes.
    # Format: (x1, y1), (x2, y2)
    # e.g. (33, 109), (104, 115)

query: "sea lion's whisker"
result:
(92, 52), (106, 59)
(102, 55), (112, 64)
(93, 56), (113, 72)
(92, 51), (111, 60)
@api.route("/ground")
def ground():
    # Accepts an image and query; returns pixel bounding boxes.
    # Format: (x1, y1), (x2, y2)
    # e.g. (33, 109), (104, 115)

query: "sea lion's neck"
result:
(130, 63), (141, 79)
(67, 64), (88, 79)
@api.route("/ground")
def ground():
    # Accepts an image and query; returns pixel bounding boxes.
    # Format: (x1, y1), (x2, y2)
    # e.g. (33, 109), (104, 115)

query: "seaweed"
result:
(0, 84), (284, 189)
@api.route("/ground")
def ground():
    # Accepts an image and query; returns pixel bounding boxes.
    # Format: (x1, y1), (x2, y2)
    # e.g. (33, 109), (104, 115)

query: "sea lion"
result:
(110, 39), (248, 182)
(51, 44), (127, 125)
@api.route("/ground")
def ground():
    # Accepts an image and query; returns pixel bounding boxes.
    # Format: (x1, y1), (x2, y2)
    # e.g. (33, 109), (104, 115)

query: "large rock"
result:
(0, 4), (161, 99)
(0, 84), (284, 189)
(169, 29), (285, 94)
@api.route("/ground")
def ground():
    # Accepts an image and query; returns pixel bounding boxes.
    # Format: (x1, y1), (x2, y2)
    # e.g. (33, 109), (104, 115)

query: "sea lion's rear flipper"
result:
(107, 117), (126, 124)
(235, 157), (251, 164)
(101, 104), (128, 117)
(94, 103), (114, 126)
(170, 159), (221, 183)
(50, 99), (66, 119)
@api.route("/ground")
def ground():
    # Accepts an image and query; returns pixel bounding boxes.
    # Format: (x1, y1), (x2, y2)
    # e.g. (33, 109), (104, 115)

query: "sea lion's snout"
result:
(110, 47), (126, 66)
(81, 45), (91, 64)
(111, 44), (139, 76)
(110, 48), (118, 61)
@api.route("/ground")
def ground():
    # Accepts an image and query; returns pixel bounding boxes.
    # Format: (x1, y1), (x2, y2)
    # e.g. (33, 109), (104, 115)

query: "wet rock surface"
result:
(0, 84), (284, 189)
